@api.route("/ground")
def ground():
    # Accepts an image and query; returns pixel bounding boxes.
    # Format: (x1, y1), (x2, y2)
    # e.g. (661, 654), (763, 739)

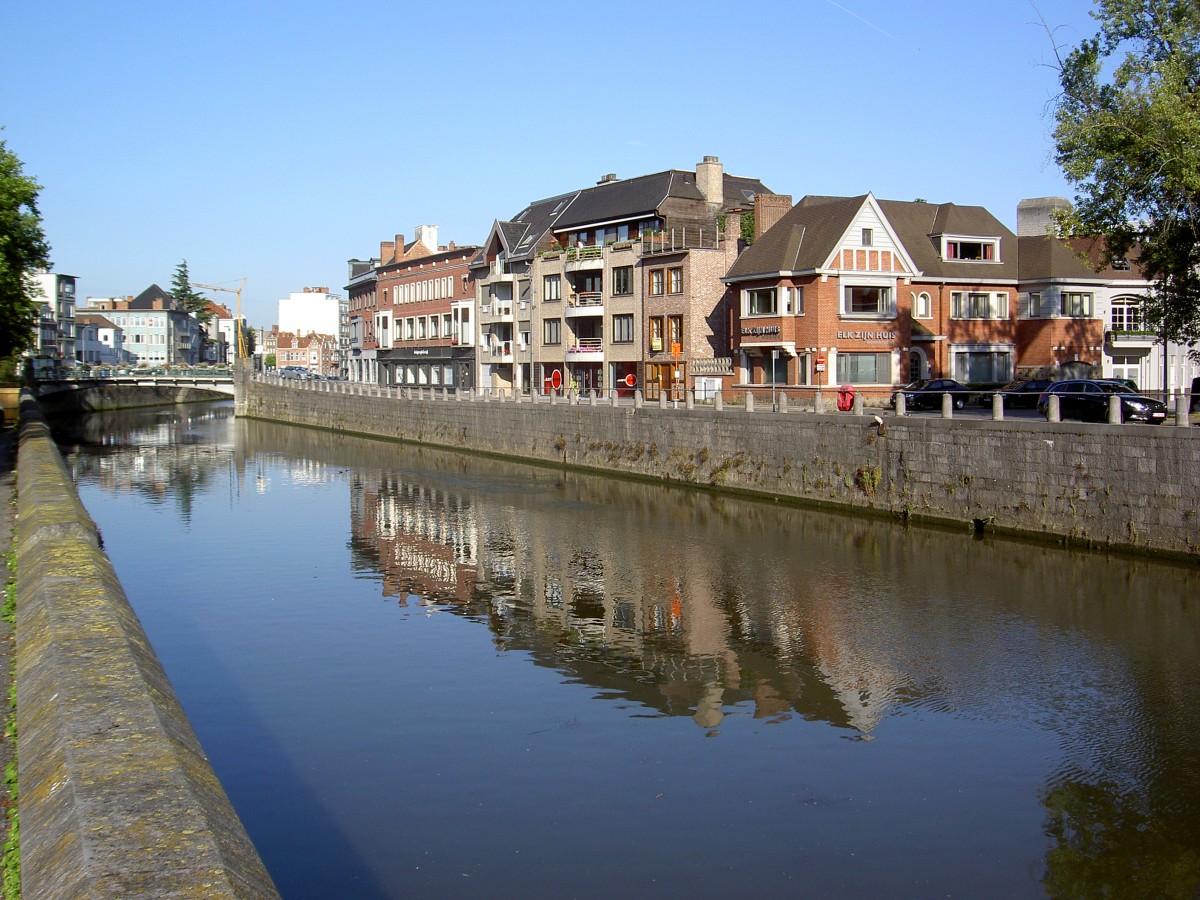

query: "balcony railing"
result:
(570, 292), (602, 307)
(641, 226), (723, 255)
(489, 340), (513, 358)
(567, 338), (603, 354)
(564, 246), (603, 262)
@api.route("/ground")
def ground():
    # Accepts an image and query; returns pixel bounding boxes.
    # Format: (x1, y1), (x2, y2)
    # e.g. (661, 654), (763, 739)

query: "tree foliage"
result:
(0, 136), (52, 359)
(1052, 0), (1200, 353)
(170, 259), (211, 322)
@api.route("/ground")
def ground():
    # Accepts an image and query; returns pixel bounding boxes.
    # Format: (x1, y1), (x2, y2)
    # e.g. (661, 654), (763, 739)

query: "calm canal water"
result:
(52, 401), (1200, 898)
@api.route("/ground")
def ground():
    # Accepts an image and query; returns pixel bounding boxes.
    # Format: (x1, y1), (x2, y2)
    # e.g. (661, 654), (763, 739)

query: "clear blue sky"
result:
(3, 0), (1100, 329)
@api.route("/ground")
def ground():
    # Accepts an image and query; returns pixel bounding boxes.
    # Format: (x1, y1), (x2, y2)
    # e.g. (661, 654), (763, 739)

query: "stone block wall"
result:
(240, 375), (1200, 559)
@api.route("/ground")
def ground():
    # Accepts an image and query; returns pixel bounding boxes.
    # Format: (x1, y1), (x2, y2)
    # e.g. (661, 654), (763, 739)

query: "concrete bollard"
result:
(941, 392), (954, 418)
(1108, 394), (1122, 424)
(609, 390), (618, 405)
(714, 392), (723, 411)
(590, 390), (597, 407)
(1047, 393), (1061, 422)
(895, 391), (907, 416)
(853, 393), (864, 416)
(992, 392), (1004, 421)
(659, 392), (668, 409)
(1177, 394), (1191, 427)
(814, 389), (824, 414)
(634, 390), (644, 408)
(745, 392), (755, 412)
(778, 392), (788, 413)
(686, 389), (694, 410)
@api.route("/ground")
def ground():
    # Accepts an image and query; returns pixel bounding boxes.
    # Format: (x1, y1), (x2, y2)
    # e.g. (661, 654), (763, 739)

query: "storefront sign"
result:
(741, 325), (781, 336)
(836, 330), (896, 341)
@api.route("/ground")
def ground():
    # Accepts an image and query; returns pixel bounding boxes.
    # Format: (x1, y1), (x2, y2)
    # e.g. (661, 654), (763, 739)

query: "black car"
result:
(1036, 379), (1169, 424)
(889, 378), (969, 411)
(976, 378), (1052, 409)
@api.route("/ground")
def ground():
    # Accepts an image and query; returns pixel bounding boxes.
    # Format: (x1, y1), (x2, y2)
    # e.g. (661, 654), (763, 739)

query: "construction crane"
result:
(192, 279), (248, 362)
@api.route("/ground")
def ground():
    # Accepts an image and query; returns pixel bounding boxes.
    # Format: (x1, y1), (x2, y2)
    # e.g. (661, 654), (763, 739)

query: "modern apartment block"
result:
(470, 156), (772, 398)
(32, 270), (77, 364)
(82, 285), (202, 366)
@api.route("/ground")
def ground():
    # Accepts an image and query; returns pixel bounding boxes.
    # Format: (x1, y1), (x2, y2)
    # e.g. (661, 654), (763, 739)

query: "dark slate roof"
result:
(726, 194), (1018, 281)
(477, 191), (580, 266)
(1017, 235), (1147, 282)
(129, 284), (173, 309)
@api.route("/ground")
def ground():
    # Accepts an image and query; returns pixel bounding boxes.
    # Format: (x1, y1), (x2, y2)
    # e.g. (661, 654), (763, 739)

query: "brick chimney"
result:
(696, 155), (724, 209)
(1017, 197), (1070, 237)
(754, 193), (793, 240)
(380, 239), (397, 263)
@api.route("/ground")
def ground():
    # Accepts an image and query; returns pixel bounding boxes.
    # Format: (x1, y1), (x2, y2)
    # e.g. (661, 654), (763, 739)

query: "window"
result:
(911, 291), (932, 319)
(952, 349), (1012, 383)
(543, 318), (561, 345)
(650, 316), (664, 352)
(650, 270), (665, 296)
(1060, 292), (1093, 317)
(789, 286), (805, 315)
(861, 228), (873, 246)
(1111, 256), (1131, 271)
(612, 266), (633, 296)
(843, 285), (893, 317)
(417, 317), (426, 339)
(944, 238), (998, 261)
(544, 274), (561, 302)
(951, 292), (1008, 320)
(1028, 292), (1042, 318)
(836, 352), (890, 383)
(613, 314), (634, 343)
(1111, 297), (1145, 331)
(668, 315), (682, 347)
(405, 318), (415, 340)
(746, 288), (777, 316)
(429, 315), (439, 338)
(443, 313), (452, 337)
(667, 268), (683, 294)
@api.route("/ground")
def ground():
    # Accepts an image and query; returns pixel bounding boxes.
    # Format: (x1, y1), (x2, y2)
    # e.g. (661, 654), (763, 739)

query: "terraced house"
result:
(724, 193), (1019, 401)
(471, 156), (772, 398)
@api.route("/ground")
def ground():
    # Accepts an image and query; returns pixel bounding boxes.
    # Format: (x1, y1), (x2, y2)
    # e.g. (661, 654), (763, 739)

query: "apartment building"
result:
(724, 193), (1020, 400)
(32, 270), (77, 363)
(75, 313), (127, 366)
(471, 156), (772, 398)
(82, 285), (202, 366)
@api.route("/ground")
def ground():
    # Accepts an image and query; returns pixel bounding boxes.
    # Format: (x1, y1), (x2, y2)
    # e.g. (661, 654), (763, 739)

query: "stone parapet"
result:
(15, 392), (279, 899)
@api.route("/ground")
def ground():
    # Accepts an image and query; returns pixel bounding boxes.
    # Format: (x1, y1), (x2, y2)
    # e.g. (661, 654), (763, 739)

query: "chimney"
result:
(1017, 197), (1071, 237)
(414, 224), (439, 252)
(696, 155), (723, 208)
(754, 193), (793, 240)
(380, 239), (396, 263)
(597, 173), (618, 185)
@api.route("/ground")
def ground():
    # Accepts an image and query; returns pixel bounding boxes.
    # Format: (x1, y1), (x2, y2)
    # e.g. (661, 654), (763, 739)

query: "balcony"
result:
(479, 302), (514, 325)
(564, 245), (604, 272)
(566, 338), (603, 362)
(565, 292), (604, 318)
(1105, 329), (1156, 348)
(640, 225), (723, 256)
(487, 339), (514, 362)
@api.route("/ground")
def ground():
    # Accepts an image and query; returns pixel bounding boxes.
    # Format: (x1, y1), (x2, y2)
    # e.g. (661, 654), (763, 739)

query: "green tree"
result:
(1052, 0), (1200, 355)
(170, 260), (211, 323)
(0, 136), (52, 360)
(240, 322), (257, 356)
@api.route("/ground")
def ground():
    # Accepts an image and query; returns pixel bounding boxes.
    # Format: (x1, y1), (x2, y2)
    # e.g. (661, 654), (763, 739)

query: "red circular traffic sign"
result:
(624, 373), (636, 388)
(550, 370), (562, 390)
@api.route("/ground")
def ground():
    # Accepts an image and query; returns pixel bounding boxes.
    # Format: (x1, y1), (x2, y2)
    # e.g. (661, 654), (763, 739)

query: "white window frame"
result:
(1059, 291), (1094, 318)
(841, 279), (896, 319)
(951, 291), (1009, 320)
(941, 235), (1001, 262)
(744, 288), (778, 317)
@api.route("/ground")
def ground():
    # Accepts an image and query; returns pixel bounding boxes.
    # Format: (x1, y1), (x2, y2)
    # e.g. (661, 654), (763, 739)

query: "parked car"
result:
(1037, 379), (1168, 424)
(890, 378), (970, 411)
(976, 378), (1053, 409)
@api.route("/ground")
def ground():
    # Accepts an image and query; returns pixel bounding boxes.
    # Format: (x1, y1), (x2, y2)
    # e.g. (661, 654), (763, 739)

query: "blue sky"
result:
(3, 0), (1100, 329)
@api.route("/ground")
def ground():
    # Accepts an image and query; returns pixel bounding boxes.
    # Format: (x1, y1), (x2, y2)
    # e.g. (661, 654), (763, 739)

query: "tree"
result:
(170, 259), (211, 323)
(1051, 0), (1200, 356)
(0, 136), (52, 360)
(240, 322), (257, 356)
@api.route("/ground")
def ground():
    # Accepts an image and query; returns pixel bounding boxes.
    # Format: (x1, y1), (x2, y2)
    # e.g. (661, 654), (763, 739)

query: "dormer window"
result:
(861, 228), (873, 247)
(943, 236), (999, 262)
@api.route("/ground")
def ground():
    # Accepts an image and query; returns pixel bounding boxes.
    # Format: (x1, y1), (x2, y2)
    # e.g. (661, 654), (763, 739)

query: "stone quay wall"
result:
(240, 374), (1200, 560)
(15, 393), (279, 898)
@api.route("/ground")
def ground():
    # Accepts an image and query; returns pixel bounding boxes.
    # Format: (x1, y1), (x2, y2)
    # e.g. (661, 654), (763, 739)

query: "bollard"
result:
(895, 391), (907, 416)
(1047, 393), (1061, 422)
(745, 392), (755, 413)
(686, 389), (694, 410)
(813, 389), (824, 414)
(941, 392), (954, 418)
(852, 393), (864, 416)
(992, 392), (1004, 421)
(1176, 394), (1191, 427)
(1108, 394), (1122, 424)
(634, 390), (644, 408)
(609, 390), (618, 405)
(714, 392), (723, 411)
(778, 392), (788, 413)
(659, 392), (668, 409)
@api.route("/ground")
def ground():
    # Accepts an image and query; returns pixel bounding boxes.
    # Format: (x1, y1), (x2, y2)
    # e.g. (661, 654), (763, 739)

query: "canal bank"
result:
(12, 393), (278, 898)
(240, 373), (1200, 560)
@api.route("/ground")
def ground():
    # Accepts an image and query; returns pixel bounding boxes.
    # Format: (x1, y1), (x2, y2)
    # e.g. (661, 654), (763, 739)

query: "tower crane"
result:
(192, 279), (248, 362)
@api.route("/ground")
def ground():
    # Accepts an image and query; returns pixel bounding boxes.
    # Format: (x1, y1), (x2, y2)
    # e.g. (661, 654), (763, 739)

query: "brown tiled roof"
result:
(1018, 235), (1147, 281)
